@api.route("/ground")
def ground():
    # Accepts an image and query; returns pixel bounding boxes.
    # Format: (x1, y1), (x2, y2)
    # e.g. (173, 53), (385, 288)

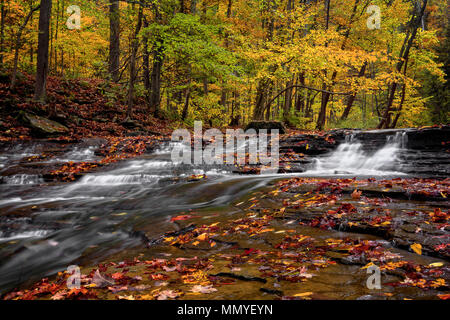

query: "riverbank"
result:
(0, 73), (173, 140)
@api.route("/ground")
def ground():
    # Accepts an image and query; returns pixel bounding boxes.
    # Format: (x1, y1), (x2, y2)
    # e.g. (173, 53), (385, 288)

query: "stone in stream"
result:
(20, 111), (69, 137)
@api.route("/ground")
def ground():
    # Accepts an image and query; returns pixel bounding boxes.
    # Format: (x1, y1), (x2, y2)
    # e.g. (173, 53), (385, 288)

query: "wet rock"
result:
(121, 119), (142, 129)
(20, 112), (69, 137)
(210, 272), (267, 283)
(280, 133), (337, 156)
(407, 126), (450, 150)
(259, 288), (283, 296)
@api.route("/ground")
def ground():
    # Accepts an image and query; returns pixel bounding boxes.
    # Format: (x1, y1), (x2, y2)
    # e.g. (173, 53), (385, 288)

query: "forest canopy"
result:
(0, 0), (448, 132)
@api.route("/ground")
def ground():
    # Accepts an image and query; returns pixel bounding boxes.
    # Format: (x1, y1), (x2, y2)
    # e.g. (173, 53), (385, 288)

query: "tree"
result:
(34, 0), (52, 102)
(11, 4), (40, 88)
(126, 4), (143, 119)
(377, 0), (429, 129)
(109, 0), (120, 83)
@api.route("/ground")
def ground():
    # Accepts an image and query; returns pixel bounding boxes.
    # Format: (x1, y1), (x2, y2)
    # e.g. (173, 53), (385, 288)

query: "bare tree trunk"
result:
(109, 0), (120, 83)
(126, 5), (143, 119)
(11, 5), (40, 89)
(34, 0), (51, 102)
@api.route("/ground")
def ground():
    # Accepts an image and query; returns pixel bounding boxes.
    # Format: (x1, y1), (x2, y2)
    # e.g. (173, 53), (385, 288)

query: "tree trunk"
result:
(143, 18), (150, 105)
(180, 0), (185, 13)
(34, 0), (52, 102)
(283, 76), (294, 120)
(0, 0), (5, 66)
(109, 0), (120, 83)
(220, 0), (233, 113)
(253, 79), (269, 120)
(148, 3), (164, 116)
(181, 74), (191, 121)
(126, 6), (143, 119)
(295, 73), (305, 112)
(391, 56), (410, 128)
(149, 46), (163, 115)
(54, 0), (59, 75)
(341, 61), (368, 120)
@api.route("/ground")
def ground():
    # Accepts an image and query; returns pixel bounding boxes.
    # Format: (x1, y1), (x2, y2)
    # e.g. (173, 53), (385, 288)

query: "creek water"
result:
(0, 131), (445, 296)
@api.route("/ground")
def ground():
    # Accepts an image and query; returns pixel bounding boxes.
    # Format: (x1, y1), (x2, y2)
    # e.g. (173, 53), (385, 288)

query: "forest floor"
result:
(0, 72), (173, 140)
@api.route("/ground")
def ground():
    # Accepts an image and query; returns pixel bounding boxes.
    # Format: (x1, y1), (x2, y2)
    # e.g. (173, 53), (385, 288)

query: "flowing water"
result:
(0, 130), (444, 294)
(309, 132), (408, 176)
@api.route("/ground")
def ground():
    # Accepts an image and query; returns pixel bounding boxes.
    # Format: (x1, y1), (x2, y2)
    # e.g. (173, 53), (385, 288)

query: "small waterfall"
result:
(78, 174), (163, 185)
(309, 131), (408, 175)
(63, 146), (97, 162)
(2, 174), (44, 185)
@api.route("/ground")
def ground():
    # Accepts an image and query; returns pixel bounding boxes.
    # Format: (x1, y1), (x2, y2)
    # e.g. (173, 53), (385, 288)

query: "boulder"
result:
(20, 111), (69, 137)
(245, 121), (286, 134)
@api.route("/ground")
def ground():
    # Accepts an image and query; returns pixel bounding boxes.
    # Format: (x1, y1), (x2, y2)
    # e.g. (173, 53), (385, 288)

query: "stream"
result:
(0, 129), (448, 298)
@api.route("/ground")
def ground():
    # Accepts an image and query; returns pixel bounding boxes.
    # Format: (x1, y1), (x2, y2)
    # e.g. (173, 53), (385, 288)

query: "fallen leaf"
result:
(410, 243), (422, 255)
(190, 285), (218, 294)
(294, 292), (313, 297)
(428, 262), (444, 268)
(351, 189), (362, 199)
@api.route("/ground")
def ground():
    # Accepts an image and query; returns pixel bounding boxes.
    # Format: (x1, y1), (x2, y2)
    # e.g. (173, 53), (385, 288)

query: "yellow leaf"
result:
(294, 292), (313, 297)
(410, 243), (422, 255)
(428, 262), (443, 267)
(259, 228), (274, 233)
(197, 233), (208, 241)
(361, 262), (375, 270)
